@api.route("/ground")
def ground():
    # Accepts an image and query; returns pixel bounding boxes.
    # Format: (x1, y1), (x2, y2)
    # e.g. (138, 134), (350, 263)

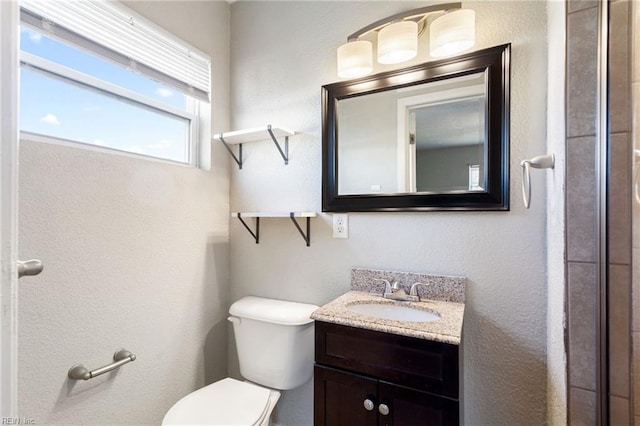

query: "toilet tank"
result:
(229, 296), (319, 390)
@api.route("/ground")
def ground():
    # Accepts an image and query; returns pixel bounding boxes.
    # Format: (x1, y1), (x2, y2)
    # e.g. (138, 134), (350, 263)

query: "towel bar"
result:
(68, 349), (136, 380)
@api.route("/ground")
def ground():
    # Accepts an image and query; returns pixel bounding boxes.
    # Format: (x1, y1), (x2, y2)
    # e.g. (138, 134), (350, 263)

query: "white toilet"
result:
(162, 296), (319, 425)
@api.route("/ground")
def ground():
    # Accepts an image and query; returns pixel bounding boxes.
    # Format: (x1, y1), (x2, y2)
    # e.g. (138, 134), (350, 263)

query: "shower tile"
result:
(634, 172), (640, 251)
(570, 387), (596, 425)
(609, 133), (631, 265)
(567, 137), (597, 262)
(631, 82), (640, 140)
(634, 333), (640, 414)
(634, 0), (640, 84)
(567, 0), (597, 14)
(567, 7), (598, 138)
(610, 396), (630, 426)
(634, 86), (640, 251)
(568, 262), (597, 390)
(634, 84), (640, 152)
(634, 249), (640, 332)
(609, 264), (631, 398)
(611, 1), (631, 134)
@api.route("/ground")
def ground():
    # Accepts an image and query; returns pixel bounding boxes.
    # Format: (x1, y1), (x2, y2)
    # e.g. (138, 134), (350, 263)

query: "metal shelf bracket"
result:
(219, 135), (243, 169)
(289, 213), (311, 246)
(233, 212), (313, 246)
(236, 213), (259, 244)
(215, 125), (293, 169)
(267, 125), (289, 165)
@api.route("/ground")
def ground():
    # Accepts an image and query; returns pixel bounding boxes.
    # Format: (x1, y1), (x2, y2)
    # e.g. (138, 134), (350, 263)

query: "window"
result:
(19, 1), (211, 166)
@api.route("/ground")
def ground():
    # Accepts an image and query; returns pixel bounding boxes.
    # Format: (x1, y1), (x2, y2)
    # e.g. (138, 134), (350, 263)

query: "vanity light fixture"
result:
(337, 39), (373, 78)
(336, 2), (476, 78)
(430, 9), (476, 57)
(377, 20), (419, 64)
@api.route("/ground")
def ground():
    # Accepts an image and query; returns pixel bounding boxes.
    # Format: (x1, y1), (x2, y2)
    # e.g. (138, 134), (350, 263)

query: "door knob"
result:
(17, 259), (43, 278)
(378, 403), (390, 416)
(363, 398), (375, 411)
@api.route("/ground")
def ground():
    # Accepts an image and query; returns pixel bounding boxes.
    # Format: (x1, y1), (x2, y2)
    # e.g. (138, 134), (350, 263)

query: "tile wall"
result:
(566, 1), (599, 421)
(609, 0), (632, 423)
(631, 0), (640, 424)
(566, 0), (632, 423)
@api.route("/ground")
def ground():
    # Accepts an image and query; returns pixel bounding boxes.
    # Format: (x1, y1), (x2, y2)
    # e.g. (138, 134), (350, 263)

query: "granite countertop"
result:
(311, 291), (465, 345)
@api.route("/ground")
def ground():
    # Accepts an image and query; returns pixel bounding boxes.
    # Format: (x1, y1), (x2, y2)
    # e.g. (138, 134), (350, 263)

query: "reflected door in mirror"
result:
(322, 43), (510, 211)
(338, 72), (487, 196)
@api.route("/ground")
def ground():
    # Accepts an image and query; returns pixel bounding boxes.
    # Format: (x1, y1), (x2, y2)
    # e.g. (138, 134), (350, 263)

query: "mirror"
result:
(322, 44), (510, 211)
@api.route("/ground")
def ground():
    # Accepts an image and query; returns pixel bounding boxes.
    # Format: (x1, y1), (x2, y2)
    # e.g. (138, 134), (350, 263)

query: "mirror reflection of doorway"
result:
(403, 95), (486, 193)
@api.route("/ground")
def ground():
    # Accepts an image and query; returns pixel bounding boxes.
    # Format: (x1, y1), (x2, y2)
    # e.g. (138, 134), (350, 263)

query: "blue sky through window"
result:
(19, 27), (191, 163)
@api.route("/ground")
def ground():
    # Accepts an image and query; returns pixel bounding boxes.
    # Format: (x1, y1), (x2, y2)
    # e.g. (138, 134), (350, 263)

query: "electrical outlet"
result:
(333, 213), (348, 239)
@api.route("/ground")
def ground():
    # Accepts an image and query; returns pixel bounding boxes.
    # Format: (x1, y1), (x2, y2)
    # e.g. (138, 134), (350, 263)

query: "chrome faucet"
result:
(374, 279), (429, 302)
(409, 282), (430, 301)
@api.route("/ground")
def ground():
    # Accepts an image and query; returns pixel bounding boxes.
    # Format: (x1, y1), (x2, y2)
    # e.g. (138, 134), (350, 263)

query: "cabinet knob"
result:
(378, 403), (390, 416)
(363, 399), (375, 411)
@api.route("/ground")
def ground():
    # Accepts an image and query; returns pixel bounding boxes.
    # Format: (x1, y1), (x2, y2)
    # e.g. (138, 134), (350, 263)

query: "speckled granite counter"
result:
(311, 291), (465, 345)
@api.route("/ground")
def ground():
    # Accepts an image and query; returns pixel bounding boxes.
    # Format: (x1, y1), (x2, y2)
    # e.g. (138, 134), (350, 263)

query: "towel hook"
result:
(520, 154), (555, 209)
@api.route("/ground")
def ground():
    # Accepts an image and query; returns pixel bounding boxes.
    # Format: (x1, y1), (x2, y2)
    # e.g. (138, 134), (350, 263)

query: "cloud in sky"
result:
(22, 28), (42, 43)
(40, 113), (60, 125)
(155, 88), (173, 98)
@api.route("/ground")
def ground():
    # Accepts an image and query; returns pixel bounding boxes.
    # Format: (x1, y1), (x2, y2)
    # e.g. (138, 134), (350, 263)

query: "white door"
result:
(0, 1), (20, 416)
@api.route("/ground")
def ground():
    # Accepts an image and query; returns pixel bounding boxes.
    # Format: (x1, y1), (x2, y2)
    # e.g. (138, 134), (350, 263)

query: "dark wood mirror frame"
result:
(322, 43), (511, 212)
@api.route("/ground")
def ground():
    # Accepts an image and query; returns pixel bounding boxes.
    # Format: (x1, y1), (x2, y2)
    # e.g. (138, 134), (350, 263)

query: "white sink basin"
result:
(346, 303), (441, 322)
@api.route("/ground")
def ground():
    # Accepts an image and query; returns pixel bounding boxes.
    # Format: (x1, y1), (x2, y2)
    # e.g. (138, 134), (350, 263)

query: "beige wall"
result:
(17, 2), (231, 424)
(229, 1), (551, 424)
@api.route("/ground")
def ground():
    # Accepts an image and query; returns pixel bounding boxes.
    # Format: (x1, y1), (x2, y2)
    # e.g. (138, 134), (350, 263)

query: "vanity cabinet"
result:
(314, 321), (460, 426)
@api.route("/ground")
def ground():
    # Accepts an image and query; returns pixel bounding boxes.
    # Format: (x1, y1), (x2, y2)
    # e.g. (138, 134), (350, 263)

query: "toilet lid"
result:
(163, 378), (272, 425)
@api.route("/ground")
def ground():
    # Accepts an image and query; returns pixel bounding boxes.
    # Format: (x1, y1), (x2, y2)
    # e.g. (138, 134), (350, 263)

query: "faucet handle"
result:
(409, 282), (430, 299)
(374, 278), (392, 294)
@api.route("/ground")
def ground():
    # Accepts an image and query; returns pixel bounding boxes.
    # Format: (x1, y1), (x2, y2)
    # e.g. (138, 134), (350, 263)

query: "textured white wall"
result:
(338, 90), (397, 194)
(229, 1), (549, 425)
(17, 1), (231, 424)
(545, 1), (567, 424)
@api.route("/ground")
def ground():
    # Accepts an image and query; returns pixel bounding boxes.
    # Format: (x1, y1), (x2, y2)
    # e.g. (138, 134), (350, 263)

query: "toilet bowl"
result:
(162, 296), (318, 425)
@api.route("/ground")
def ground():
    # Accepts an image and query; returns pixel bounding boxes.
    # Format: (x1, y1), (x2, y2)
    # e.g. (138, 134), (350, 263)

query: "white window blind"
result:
(20, 0), (211, 102)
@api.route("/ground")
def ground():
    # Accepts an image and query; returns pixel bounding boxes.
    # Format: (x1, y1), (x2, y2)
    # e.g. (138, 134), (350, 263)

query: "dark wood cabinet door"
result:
(315, 321), (459, 398)
(314, 365), (378, 426)
(314, 321), (461, 426)
(377, 382), (459, 426)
